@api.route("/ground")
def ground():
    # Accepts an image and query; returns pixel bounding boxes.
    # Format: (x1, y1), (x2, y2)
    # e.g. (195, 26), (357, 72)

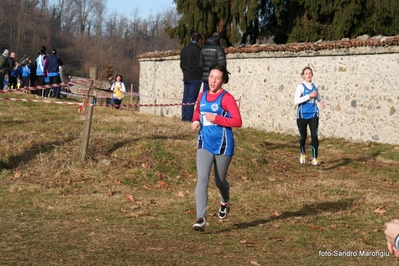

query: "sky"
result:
(106, 0), (176, 19)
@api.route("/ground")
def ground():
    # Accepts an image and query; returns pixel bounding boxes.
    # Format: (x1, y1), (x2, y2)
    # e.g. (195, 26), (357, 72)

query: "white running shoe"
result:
(312, 158), (319, 165)
(193, 218), (206, 231)
(218, 202), (230, 219)
(300, 154), (306, 164)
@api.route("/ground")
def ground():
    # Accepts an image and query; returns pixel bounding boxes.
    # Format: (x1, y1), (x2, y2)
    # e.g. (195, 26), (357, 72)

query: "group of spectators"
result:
(180, 32), (227, 122)
(0, 45), (64, 98)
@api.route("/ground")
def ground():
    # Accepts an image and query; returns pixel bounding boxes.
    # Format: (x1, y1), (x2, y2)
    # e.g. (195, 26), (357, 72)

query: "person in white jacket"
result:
(110, 74), (126, 109)
(294, 67), (326, 166)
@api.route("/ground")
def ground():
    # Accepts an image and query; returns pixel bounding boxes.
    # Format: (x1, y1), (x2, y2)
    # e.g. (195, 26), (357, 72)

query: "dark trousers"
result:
(22, 76), (30, 89)
(113, 98), (123, 109)
(37, 75), (45, 96)
(182, 80), (202, 122)
(0, 73), (4, 90)
(30, 76), (36, 94)
(297, 117), (319, 159)
(47, 76), (61, 98)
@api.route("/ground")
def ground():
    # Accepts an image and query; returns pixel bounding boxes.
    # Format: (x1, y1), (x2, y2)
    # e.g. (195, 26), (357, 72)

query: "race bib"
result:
(201, 112), (215, 126)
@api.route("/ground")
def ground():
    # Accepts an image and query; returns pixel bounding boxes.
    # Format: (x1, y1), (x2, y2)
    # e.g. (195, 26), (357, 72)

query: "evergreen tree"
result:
(271, 0), (399, 43)
(168, 0), (264, 47)
(169, 0), (399, 46)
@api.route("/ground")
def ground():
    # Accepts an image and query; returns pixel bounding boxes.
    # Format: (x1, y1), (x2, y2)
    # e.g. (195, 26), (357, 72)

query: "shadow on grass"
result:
(260, 140), (297, 149)
(92, 134), (192, 157)
(322, 151), (381, 170)
(211, 198), (356, 234)
(0, 138), (76, 171)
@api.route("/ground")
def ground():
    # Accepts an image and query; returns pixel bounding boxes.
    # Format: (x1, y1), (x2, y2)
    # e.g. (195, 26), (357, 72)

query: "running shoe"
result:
(218, 202), (230, 219)
(193, 218), (206, 231)
(300, 154), (306, 164)
(312, 158), (319, 165)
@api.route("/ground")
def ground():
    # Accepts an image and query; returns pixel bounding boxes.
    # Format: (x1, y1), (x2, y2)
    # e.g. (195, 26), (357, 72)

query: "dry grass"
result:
(1, 92), (399, 266)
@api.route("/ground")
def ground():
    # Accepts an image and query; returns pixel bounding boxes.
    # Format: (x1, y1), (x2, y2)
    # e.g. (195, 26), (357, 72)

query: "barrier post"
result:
(130, 84), (133, 104)
(80, 92), (94, 162)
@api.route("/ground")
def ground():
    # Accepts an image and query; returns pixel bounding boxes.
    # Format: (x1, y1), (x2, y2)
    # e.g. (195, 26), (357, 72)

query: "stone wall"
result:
(138, 36), (399, 145)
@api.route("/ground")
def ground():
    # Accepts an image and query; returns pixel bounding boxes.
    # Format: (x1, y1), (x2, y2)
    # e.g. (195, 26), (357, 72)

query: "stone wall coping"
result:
(138, 35), (399, 60)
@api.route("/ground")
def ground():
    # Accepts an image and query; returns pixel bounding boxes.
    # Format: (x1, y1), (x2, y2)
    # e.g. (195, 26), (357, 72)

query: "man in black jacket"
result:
(0, 49), (8, 90)
(200, 32), (227, 91)
(7, 52), (16, 88)
(180, 32), (202, 122)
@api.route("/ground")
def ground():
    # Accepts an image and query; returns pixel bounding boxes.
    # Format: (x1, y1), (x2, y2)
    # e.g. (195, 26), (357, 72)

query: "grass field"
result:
(1, 92), (399, 265)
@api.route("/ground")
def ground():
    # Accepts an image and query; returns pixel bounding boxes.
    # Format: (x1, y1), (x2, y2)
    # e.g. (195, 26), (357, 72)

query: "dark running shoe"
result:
(218, 202), (230, 219)
(193, 218), (206, 231)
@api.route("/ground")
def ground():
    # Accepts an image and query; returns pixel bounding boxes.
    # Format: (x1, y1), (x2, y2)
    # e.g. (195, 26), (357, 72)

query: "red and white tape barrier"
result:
(0, 82), (71, 93)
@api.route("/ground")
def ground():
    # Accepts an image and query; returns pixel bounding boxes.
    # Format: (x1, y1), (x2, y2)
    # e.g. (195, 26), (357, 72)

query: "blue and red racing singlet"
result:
(197, 90), (235, 156)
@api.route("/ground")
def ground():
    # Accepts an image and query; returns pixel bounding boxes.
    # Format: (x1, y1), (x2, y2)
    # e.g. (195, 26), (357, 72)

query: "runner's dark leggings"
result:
(297, 117), (319, 159)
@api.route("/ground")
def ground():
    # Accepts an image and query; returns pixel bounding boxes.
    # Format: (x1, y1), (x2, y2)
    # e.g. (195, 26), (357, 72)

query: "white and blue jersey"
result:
(296, 83), (320, 119)
(197, 90), (235, 156)
(36, 54), (45, 76)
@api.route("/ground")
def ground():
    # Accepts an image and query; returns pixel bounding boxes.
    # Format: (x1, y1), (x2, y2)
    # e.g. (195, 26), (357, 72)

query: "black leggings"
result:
(297, 117), (319, 159)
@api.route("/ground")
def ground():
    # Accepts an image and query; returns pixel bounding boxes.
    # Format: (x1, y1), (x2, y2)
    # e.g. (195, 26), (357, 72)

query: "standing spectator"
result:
(44, 49), (63, 98)
(29, 55), (37, 94)
(105, 76), (114, 104)
(180, 32), (203, 122)
(0, 49), (8, 90)
(191, 63), (242, 231)
(110, 74), (126, 109)
(20, 57), (31, 90)
(43, 53), (50, 97)
(36, 46), (47, 97)
(294, 66), (326, 166)
(200, 32), (227, 91)
(7, 52), (16, 88)
(16, 77), (22, 90)
(10, 61), (22, 89)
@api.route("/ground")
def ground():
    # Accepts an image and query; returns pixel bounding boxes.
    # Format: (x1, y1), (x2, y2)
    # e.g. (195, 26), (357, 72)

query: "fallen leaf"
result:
(147, 247), (164, 251)
(182, 173), (189, 179)
(149, 198), (156, 204)
(270, 211), (280, 218)
(250, 260), (262, 266)
(13, 169), (21, 179)
(308, 224), (324, 231)
(177, 191), (185, 197)
(125, 212), (143, 218)
(373, 206), (386, 215)
(142, 162), (151, 169)
(125, 194), (136, 202)
(153, 180), (171, 189)
(108, 189), (115, 197)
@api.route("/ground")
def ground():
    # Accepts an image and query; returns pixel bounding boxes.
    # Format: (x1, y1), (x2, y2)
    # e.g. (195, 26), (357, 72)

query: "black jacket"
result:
(180, 41), (202, 81)
(7, 56), (15, 74)
(200, 36), (226, 83)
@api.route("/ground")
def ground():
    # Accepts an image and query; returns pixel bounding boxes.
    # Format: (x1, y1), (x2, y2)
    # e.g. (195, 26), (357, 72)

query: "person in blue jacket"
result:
(44, 49), (64, 98)
(294, 67), (326, 166)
